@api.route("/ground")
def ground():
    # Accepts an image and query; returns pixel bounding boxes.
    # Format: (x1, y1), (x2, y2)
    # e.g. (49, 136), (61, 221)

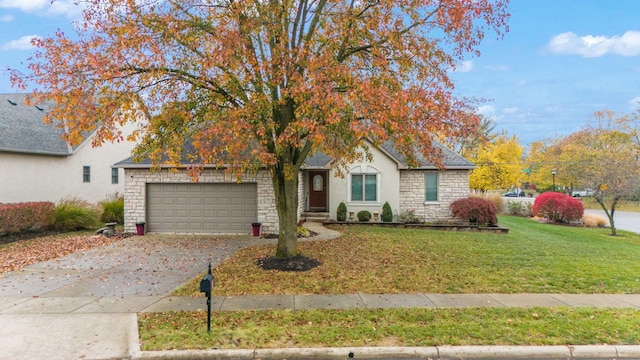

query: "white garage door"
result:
(146, 183), (257, 234)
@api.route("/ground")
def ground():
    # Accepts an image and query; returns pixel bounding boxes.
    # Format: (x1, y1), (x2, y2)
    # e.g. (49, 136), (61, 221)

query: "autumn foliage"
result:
(12, 0), (509, 258)
(532, 192), (584, 223)
(0, 202), (55, 235)
(450, 197), (498, 226)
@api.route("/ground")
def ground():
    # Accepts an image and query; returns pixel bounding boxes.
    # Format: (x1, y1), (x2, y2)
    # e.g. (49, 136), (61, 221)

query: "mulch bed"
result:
(256, 255), (322, 272)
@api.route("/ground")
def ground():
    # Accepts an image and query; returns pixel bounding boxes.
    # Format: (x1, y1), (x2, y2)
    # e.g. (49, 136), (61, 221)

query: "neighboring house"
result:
(0, 93), (140, 204)
(115, 139), (474, 235)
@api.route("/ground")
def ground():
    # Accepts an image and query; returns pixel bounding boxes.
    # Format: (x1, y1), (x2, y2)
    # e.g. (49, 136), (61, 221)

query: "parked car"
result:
(572, 189), (594, 197)
(503, 189), (525, 197)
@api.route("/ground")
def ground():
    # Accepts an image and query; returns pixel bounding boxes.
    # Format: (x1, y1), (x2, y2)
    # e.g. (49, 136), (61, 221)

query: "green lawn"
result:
(175, 216), (640, 296)
(141, 216), (640, 350)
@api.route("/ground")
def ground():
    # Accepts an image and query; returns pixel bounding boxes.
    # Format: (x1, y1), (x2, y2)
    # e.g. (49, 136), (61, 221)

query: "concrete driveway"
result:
(0, 233), (274, 298)
(584, 209), (640, 234)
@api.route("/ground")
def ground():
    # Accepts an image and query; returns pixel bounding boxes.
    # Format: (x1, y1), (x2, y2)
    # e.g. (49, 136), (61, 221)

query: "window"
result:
(425, 173), (439, 201)
(83, 166), (91, 183)
(111, 168), (119, 184)
(351, 174), (377, 201)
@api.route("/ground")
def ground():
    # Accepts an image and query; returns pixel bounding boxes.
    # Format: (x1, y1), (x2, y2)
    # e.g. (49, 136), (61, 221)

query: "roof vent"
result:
(7, 99), (17, 106)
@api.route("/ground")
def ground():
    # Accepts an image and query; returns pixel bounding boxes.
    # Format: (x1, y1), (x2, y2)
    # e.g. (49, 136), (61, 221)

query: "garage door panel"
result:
(147, 183), (257, 234)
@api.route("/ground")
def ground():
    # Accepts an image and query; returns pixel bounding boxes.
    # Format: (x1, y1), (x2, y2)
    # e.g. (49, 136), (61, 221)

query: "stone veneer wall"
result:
(123, 168), (279, 234)
(399, 170), (471, 222)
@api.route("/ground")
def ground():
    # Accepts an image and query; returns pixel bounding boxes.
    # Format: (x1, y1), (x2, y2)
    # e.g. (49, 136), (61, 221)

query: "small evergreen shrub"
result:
(532, 192), (584, 223)
(54, 197), (101, 231)
(381, 202), (393, 222)
(336, 202), (347, 222)
(397, 209), (423, 224)
(450, 197), (498, 226)
(100, 192), (124, 224)
(0, 202), (55, 235)
(357, 210), (372, 222)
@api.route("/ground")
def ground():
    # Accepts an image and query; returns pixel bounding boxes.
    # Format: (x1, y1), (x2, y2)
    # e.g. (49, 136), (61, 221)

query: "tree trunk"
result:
(271, 163), (300, 259)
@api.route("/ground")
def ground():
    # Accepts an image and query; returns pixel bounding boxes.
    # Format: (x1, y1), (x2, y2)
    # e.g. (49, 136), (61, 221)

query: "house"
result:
(115, 140), (474, 234)
(0, 93), (140, 204)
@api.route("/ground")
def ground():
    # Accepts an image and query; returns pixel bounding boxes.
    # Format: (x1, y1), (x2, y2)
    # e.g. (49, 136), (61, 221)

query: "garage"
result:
(146, 183), (257, 234)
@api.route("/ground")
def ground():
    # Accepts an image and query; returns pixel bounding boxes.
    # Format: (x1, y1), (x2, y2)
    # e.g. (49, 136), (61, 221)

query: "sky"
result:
(1, 0), (639, 146)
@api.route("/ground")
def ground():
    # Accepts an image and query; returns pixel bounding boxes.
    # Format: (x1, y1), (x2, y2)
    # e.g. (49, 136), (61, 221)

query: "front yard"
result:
(138, 216), (640, 350)
(175, 216), (640, 296)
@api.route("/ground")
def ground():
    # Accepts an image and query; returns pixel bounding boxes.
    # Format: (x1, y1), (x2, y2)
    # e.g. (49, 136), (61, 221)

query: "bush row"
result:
(0, 193), (125, 236)
(0, 202), (56, 235)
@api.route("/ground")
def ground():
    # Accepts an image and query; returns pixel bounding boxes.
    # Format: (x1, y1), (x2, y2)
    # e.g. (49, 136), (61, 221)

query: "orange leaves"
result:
(12, 0), (509, 176)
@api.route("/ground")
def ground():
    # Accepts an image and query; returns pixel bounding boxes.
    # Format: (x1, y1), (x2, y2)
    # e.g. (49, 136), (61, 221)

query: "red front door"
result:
(308, 171), (327, 211)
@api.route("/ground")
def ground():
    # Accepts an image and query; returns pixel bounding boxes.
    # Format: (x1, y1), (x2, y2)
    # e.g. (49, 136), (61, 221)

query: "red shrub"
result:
(532, 192), (584, 223)
(0, 202), (56, 235)
(450, 197), (499, 226)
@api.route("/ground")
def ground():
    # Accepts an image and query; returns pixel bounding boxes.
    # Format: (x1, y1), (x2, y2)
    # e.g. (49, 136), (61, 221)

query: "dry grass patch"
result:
(582, 213), (608, 228)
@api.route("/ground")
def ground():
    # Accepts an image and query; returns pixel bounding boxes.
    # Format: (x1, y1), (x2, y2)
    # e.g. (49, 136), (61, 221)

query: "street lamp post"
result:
(551, 168), (557, 192)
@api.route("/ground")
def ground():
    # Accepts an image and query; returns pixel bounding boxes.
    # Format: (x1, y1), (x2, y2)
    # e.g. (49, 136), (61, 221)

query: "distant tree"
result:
(441, 114), (498, 160)
(469, 132), (524, 191)
(567, 111), (640, 235)
(12, 0), (509, 258)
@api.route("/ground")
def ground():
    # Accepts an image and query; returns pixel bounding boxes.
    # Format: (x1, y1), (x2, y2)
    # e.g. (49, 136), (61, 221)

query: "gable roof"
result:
(115, 138), (474, 170)
(305, 140), (475, 170)
(0, 93), (71, 156)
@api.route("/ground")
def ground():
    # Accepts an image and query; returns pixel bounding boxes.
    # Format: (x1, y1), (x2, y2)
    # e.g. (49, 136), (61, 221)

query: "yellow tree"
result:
(12, 0), (509, 259)
(469, 132), (524, 191)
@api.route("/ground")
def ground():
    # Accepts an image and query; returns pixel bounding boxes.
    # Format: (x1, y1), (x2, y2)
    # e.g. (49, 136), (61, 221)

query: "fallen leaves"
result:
(0, 232), (128, 273)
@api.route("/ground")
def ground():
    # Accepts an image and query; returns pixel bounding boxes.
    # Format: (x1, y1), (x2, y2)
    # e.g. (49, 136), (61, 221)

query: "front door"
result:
(308, 171), (327, 211)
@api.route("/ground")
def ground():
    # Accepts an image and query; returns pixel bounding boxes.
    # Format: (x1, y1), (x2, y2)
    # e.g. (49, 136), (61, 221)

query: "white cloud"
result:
(0, 14), (13, 22)
(547, 31), (640, 57)
(0, 34), (40, 50)
(476, 105), (495, 116)
(628, 96), (640, 108)
(0, 0), (83, 18)
(450, 60), (473, 73)
(503, 107), (518, 114)
(482, 64), (509, 72)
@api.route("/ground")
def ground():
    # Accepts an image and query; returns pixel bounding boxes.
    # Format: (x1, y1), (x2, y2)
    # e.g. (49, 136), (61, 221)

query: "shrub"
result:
(336, 202), (347, 222)
(450, 197), (498, 226)
(54, 197), (101, 231)
(532, 192), (584, 223)
(381, 202), (393, 222)
(100, 192), (124, 224)
(357, 210), (372, 222)
(582, 213), (607, 228)
(0, 202), (55, 235)
(506, 200), (532, 217)
(397, 209), (423, 224)
(484, 193), (504, 212)
(296, 226), (311, 237)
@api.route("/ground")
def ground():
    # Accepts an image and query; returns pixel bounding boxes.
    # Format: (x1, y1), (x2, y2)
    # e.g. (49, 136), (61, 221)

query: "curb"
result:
(131, 345), (640, 360)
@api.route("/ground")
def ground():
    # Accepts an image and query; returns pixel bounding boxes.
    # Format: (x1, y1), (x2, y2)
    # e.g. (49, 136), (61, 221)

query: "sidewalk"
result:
(2, 292), (640, 359)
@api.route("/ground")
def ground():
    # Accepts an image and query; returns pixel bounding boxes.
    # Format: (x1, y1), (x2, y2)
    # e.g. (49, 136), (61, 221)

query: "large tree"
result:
(12, 0), (509, 258)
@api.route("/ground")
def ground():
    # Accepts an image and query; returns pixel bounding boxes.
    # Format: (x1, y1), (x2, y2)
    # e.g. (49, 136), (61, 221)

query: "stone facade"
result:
(123, 166), (470, 233)
(399, 170), (471, 222)
(123, 168), (279, 234)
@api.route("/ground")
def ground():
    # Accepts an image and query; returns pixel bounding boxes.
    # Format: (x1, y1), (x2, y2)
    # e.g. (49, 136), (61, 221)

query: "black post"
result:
(206, 262), (212, 333)
(200, 261), (214, 333)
